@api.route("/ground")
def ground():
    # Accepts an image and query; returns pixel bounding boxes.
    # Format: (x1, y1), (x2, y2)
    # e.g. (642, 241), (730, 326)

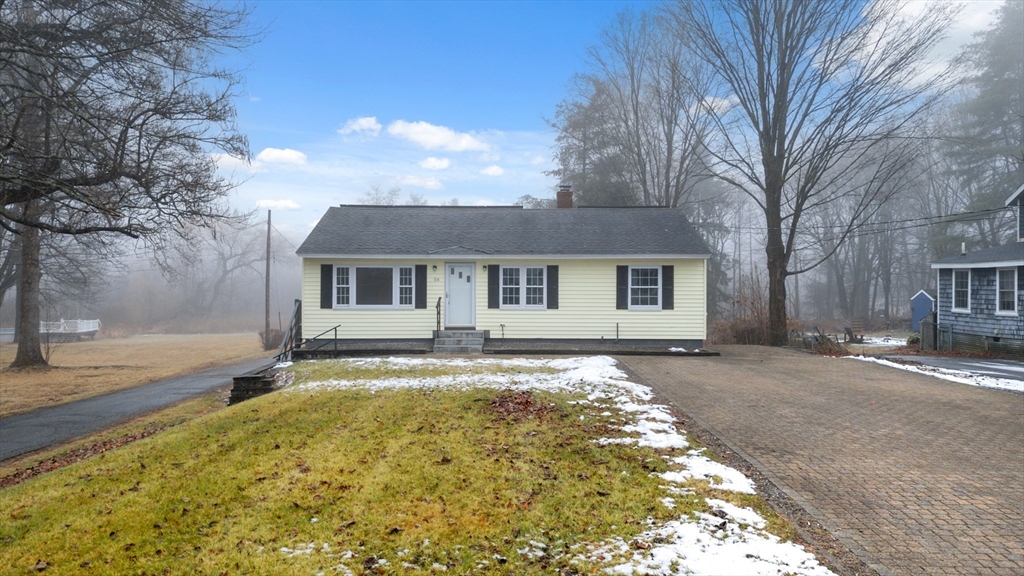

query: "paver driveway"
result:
(619, 346), (1024, 576)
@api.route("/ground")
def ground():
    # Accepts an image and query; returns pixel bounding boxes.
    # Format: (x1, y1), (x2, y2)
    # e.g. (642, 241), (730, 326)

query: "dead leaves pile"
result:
(488, 390), (559, 422)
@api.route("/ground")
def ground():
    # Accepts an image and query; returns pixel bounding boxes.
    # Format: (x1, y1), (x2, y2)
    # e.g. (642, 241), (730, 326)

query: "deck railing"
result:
(40, 319), (101, 333)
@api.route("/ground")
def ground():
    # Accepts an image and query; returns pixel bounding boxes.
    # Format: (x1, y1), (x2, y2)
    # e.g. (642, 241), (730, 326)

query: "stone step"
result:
(436, 330), (484, 339)
(435, 337), (484, 346)
(433, 344), (484, 354)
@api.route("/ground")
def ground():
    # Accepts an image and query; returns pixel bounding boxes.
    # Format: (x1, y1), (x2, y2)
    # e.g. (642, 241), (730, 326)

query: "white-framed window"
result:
(952, 269), (970, 313)
(501, 265), (545, 309)
(334, 265), (414, 308)
(630, 266), (660, 309)
(997, 268), (1017, 314)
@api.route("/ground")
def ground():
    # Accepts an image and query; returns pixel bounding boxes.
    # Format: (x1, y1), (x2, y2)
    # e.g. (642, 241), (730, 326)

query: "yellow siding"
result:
(302, 258), (706, 340)
(301, 259), (441, 339)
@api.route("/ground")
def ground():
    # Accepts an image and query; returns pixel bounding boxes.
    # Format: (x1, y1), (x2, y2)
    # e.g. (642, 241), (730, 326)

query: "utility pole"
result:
(265, 210), (271, 350)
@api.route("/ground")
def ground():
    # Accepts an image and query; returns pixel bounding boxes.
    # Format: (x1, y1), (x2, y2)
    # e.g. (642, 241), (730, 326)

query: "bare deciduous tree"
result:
(0, 0), (253, 367)
(672, 0), (960, 344)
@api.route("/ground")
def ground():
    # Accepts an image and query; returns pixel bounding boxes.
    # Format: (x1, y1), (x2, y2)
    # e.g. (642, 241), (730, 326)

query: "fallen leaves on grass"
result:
(0, 426), (172, 490)
(488, 390), (560, 422)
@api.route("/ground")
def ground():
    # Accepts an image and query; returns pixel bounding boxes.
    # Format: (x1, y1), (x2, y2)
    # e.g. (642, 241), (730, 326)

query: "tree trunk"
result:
(766, 248), (789, 346)
(10, 223), (46, 368)
(765, 203), (789, 346)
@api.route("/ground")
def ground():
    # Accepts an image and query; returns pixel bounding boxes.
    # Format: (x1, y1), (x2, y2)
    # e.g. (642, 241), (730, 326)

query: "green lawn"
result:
(0, 358), (798, 575)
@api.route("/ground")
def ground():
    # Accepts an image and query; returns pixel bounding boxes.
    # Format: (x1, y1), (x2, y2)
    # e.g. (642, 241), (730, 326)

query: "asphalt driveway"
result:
(0, 356), (275, 462)
(620, 346), (1024, 576)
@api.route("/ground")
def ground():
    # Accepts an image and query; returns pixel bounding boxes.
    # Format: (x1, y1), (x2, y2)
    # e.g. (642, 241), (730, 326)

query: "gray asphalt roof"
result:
(297, 206), (711, 257)
(932, 242), (1024, 266)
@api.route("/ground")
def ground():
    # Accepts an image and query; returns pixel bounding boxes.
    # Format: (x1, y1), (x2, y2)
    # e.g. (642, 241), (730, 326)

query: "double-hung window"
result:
(997, 268), (1017, 314)
(334, 265), (414, 308)
(501, 266), (545, 309)
(630, 266), (660, 309)
(952, 270), (970, 313)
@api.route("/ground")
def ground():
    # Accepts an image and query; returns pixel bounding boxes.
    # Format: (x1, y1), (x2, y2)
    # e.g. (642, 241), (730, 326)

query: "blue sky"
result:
(222, 0), (645, 240)
(219, 0), (1005, 242)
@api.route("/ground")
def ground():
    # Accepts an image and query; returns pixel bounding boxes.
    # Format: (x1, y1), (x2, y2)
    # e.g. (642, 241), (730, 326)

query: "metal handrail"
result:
(435, 296), (442, 333)
(302, 324), (344, 357)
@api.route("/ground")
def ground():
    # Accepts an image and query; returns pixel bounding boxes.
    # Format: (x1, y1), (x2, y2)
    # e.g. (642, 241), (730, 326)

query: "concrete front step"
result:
(436, 330), (484, 339)
(434, 330), (485, 353)
(433, 345), (484, 354)
(435, 337), (484, 346)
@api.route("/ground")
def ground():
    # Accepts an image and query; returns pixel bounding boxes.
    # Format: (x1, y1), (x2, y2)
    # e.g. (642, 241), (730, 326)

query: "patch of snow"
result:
(661, 450), (757, 494)
(852, 336), (905, 347)
(590, 511), (833, 576)
(669, 347), (688, 353)
(705, 498), (766, 529)
(849, 356), (1023, 393)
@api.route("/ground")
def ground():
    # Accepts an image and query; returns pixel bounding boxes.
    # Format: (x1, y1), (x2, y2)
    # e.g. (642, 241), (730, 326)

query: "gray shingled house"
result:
(295, 191), (711, 352)
(930, 183), (1024, 356)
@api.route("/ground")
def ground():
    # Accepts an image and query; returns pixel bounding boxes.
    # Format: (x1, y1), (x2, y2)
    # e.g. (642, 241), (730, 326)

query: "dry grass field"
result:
(0, 333), (267, 417)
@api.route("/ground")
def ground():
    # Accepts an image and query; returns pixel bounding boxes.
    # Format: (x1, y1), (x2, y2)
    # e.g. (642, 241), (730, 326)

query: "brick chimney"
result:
(557, 184), (573, 209)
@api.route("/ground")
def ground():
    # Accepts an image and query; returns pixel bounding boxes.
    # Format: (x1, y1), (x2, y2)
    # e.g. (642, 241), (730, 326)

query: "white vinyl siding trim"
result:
(500, 265), (545, 309)
(952, 270), (970, 313)
(333, 265), (414, 309)
(996, 268), (1017, 315)
(629, 266), (660, 310)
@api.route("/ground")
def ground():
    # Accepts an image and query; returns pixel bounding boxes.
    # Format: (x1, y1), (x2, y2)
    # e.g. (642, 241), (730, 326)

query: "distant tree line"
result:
(547, 0), (1022, 341)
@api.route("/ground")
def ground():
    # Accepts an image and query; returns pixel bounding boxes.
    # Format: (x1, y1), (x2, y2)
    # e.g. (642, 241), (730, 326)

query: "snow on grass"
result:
(293, 356), (834, 575)
(661, 449), (756, 494)
(855, 336), (906, 347)
(849, 356), (1023, 393)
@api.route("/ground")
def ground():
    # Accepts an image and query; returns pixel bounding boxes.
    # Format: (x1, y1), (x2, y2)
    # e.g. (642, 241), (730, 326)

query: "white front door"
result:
(445, 262), (475, 327)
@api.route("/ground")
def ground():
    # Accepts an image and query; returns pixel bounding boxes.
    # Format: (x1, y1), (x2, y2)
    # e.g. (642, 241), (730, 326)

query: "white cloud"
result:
(339, 116), (383, 136)
(387, 120), (490, 151)
(399, 175), (444, 190)
(473, 199), (497, 206)
(210, 153), (252, 173)
(698, 96), (738, 115)
(530, 155), (546, 165)
(255, 199), (301, 211)
(419, 157), (451, 170)
(255, 148), (307, 165)
(480, 165), (504, 176)
(249, 95), (261, 102)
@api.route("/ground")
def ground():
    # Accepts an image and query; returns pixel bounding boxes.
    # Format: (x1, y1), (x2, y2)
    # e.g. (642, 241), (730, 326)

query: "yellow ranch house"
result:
(295, 192), (710, 354)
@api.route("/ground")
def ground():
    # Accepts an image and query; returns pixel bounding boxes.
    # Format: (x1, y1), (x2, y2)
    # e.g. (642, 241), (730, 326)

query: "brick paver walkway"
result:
(620, 347), (1024, 576)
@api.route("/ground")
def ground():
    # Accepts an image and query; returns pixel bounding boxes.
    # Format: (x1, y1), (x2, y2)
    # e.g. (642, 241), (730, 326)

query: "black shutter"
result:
(546, 265), (559, 309)
(415, 265), (427, 309)
(662, 265), (674, 310)
(616, 265), (628, 310)
(488, 264), (500, 309)
(320, 264), (333, 309)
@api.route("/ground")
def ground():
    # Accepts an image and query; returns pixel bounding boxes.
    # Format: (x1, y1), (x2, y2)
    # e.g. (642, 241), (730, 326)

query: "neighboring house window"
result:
(334, 265), (414, 308)
(501, 266), (545, 308)
(630, 266), (660, 309)
(952, 270), (970, 312)
(997, 268), (1017, 314)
